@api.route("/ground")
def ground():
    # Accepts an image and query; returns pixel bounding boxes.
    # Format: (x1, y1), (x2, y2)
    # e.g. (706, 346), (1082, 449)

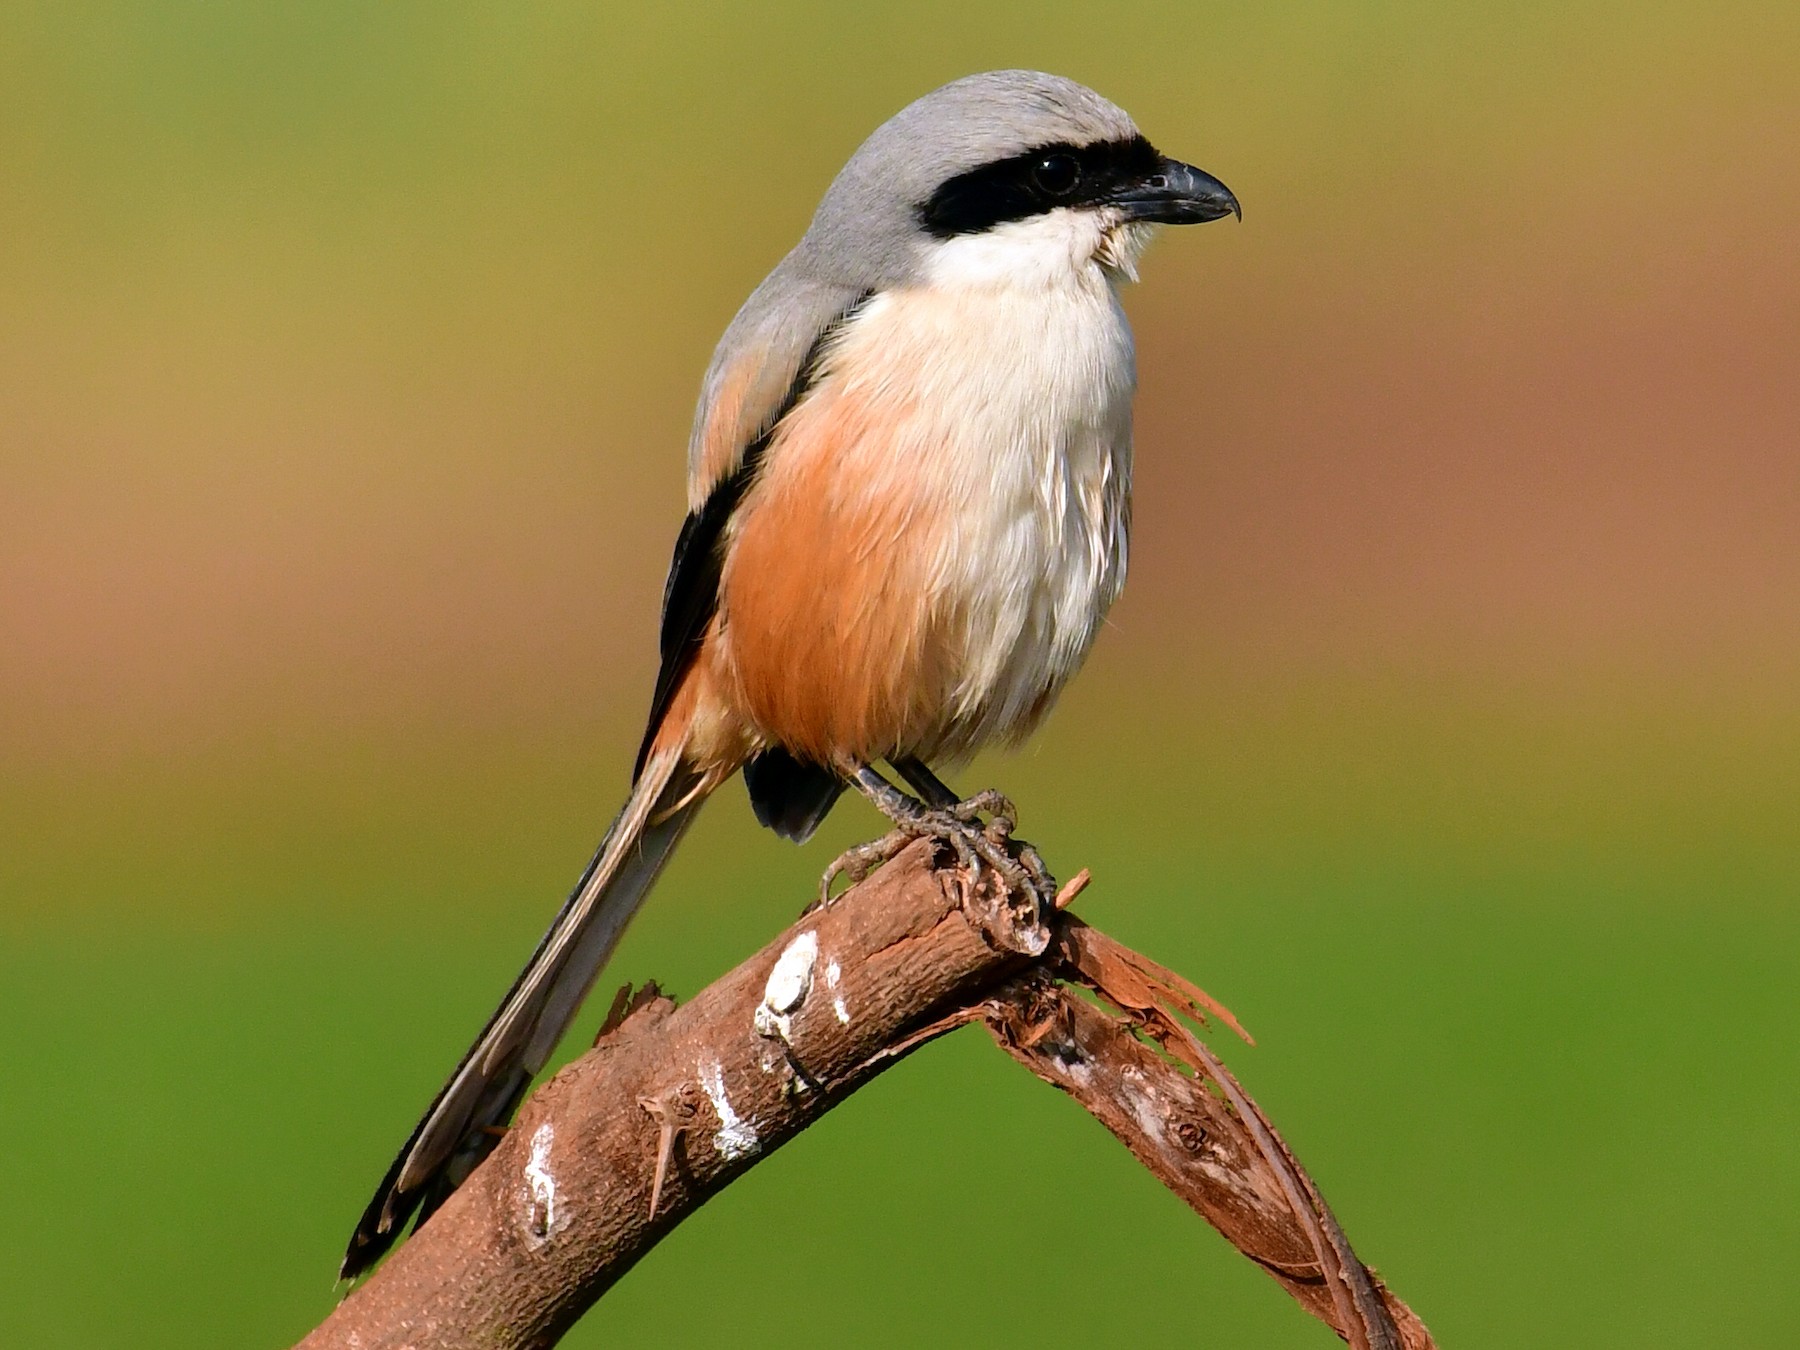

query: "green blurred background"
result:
(3, 3), (1796, 1345)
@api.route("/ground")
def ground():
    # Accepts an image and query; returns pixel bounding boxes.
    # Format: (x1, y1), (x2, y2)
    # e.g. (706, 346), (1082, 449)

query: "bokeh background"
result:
(3, 3), (1796, 1346)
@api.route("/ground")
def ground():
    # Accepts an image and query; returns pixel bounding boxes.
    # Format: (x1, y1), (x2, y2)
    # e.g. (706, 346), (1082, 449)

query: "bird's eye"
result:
(1031, 153), (1080, 197)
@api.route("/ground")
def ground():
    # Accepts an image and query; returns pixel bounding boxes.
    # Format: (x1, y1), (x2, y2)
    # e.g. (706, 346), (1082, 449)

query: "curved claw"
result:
(812, 828), (913, 912)
(1013, 839), (1057, 903)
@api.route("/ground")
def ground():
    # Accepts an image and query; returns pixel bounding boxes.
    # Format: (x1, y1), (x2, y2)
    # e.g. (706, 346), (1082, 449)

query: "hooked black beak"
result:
(1111, 158), (1241, 224)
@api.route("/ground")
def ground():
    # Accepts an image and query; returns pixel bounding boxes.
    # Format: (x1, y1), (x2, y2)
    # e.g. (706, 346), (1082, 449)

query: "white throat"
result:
(919, 208), (1157, 291)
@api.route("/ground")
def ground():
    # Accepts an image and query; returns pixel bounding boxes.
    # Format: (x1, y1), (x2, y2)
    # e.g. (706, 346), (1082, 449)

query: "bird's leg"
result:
(893, 756), (1058, 903)
(815, 760), (1055, 907)
(889, 756), (963, 809)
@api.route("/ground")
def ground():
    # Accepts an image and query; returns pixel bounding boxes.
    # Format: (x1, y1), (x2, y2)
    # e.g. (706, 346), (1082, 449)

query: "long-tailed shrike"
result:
(342, 69), (1237, 1277)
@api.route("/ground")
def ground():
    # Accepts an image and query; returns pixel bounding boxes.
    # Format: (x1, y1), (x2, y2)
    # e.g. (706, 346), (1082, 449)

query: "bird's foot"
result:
(814, 788), (1057, 911)
(813, 829), (915, 910)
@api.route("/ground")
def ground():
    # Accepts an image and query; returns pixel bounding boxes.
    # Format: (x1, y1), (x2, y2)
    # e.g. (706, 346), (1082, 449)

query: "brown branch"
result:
(299, 843), (1433, 1350)
(987, 920), (1434, 1350)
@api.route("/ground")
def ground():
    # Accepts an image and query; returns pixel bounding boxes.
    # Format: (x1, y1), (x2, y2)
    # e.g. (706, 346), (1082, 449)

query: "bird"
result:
(341, 68), (1238, 1279)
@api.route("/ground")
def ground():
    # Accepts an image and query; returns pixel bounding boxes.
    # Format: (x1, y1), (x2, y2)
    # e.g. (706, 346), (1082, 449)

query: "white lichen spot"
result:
(754, 930), (818, 1042)
(522, 1120), (559, 1241)
(825, 958), (850, 1024)
(700, 1059), (759, 1160)
(767, 931), (818, 1012)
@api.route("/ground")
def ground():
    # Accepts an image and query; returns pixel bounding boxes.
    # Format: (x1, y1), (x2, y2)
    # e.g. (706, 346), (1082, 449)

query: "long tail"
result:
(341, 744), (707, 1279)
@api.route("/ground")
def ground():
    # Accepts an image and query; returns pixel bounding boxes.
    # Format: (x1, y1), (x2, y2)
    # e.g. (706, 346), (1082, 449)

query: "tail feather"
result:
(743, 746), (844, 842)
(341, 747), (705, 1280)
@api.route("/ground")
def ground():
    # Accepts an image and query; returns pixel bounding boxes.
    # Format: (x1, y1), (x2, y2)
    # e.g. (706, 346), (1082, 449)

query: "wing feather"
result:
(634, 278), (872, 778)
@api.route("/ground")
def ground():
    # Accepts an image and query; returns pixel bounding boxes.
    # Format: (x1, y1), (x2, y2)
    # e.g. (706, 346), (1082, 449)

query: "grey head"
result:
(688, 71), (1236, 489)
(797, 69), (1238, 288)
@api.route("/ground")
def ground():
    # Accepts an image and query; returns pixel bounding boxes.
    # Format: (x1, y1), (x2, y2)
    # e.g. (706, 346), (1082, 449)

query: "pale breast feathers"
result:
(718, 263), (1137, 764)
(658, 232), (1138, 772)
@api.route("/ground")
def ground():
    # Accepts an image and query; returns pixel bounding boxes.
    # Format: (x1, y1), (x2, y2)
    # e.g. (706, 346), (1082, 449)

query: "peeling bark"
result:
(299, 843), (1433, 1350)
(986, 920), (1434, 1350)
